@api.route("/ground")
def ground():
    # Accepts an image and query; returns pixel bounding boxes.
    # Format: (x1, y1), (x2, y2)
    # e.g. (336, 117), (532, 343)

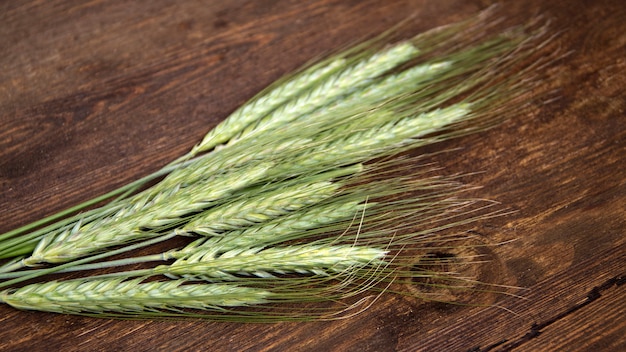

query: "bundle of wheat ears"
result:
(0, 9), (555, 321)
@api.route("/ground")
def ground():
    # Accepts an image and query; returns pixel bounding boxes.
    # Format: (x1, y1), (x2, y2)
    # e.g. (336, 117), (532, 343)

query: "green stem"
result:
(0, 253), (167, 280)
(0, 241), (39, 260)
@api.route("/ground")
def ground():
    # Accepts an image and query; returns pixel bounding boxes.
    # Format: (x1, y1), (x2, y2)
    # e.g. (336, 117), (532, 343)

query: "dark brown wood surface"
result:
(1, 0), (624, 351)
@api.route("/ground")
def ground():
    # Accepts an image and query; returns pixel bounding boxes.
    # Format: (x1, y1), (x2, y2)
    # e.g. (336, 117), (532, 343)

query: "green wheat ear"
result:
(0, 278), (272, 314)
(0, 8), (558, 321)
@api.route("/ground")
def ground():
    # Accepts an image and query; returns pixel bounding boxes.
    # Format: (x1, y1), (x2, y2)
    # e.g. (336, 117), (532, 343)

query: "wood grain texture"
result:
(1, 0), (624, 351)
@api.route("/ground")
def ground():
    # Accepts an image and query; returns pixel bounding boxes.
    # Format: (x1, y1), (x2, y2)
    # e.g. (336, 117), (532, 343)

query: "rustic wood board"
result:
(1, 0), (624, 351)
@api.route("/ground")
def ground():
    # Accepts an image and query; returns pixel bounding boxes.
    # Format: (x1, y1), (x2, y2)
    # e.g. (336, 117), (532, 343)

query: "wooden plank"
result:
(400, 241), (625, 351)
(1, 0), (625, 351)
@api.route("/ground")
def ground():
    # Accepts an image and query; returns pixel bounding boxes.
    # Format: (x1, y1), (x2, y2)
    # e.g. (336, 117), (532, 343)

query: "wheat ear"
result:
(190, 58), (348, 155)
(271, 104), (471, 176)
(161, 244), (387, 280)
(0, 278), (271, 314)
(26, 162), (272, 265)
(203, 200), (366, 251)
(183, 181), (340, 237)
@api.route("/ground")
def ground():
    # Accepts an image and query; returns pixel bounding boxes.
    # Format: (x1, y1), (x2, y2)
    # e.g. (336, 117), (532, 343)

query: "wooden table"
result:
(1, 1), (624, 351)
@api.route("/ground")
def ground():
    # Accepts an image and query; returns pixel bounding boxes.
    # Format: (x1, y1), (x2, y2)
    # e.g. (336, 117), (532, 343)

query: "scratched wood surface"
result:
(1, 0), (624, 351)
